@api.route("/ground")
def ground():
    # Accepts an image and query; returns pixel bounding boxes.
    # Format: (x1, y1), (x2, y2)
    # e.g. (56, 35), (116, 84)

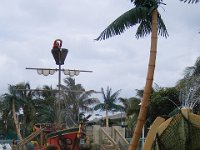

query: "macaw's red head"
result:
(53, 39), (62, 48)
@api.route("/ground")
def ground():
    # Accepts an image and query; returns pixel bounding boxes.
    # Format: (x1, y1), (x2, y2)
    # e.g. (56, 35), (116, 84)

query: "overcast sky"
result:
(0, 0), (199, 101)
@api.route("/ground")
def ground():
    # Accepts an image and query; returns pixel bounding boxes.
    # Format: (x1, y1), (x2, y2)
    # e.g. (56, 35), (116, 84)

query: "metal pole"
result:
(142, 126), (145, 146)
(78, 103), (79, 123)
(58, 63), (61, 105)
(58, 50), (61, 123)
(76, 78), (79, 124)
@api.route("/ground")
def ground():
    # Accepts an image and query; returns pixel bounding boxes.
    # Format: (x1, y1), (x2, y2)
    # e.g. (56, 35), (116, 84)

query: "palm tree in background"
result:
(96, 0), (168, 149)
(34, 85), (57, 124)
(0, 83), (46, 140)
(62, 77), (99, 123)
(2, 84), (26, 141)
(94, 87), (123, 127)
(13, 82), (38, 136)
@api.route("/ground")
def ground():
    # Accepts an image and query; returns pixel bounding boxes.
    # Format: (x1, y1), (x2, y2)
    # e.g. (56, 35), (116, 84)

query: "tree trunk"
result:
(129, 9), (158, 150)
(106, 110), (109, 127)
(12, 99), (23, 141)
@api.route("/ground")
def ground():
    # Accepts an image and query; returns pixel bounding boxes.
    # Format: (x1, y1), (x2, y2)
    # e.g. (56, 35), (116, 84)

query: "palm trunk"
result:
(106, 110), (109, 127)
(129, 9), (158, 150)
(12, 99), (23, 141)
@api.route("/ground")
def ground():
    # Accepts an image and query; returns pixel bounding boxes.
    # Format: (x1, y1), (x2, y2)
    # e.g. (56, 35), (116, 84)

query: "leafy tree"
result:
(94, 87), (123, 127)
(147, 87), (180, 126)
(96, 0), (168, 148)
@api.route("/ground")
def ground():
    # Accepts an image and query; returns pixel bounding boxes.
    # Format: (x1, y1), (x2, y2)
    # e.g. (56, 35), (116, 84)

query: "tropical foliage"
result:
(0, 85), (21, 140)
(33, 85), (57, 124)
(0, 78), (98, 139)
(147, 87), (180, 125)
(61, 77), (99, 123)
(95, 0), (168, 40)
(94, 87), (123, 127)
(14, 83), (38, 136)
(0, 82), (38, 140)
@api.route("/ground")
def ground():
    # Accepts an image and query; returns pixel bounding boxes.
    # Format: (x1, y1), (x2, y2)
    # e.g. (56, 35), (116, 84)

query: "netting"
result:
(153, 111), (200, 150)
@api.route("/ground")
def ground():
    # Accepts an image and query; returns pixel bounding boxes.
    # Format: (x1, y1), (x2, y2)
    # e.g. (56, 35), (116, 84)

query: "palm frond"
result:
(136, 20), (151, 38)
(110, 89), (121, 102)
(95, 7), (148, 41)
(194, 56), (200, 76)
(157, 13), (168, 37)
(135, 12), (168, 38)
(37, 105), (56, 123)
(80, 106), (93, 112)
(131, 0), (148, 6)
(184, 66), (196, 77)
(101, 88), (107, 102)
(94, 103), (106, 111)
(111, 104), (124, 111)
(119, 98), (129, 110)
(179, 0), (199, 3)
(81, 98), (99, 106)
(78, 90), (95, 100)
(184, 57), (200, 77)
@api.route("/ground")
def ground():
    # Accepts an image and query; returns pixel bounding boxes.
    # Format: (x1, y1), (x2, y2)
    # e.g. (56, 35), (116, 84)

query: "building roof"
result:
(88, 112), (126, 123)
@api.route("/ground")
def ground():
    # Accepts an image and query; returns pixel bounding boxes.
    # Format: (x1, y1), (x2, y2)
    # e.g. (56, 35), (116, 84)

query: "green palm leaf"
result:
(95, 7), (148, 41)
(95, 5), (168, 40)
(94, 103), (106, 111)
(157, 13), (168, 37)
(136, 20), (151, 38)
(94, 87), (122, 112)
(179, 0), (199, 3)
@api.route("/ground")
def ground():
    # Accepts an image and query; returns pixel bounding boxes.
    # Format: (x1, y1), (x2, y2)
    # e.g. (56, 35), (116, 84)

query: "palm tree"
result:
(2, 85), (23, 141)
(33, 85), (57, 124)
(94, 87), (123, 127)
(14, 82), (39, 136)
(62, 77), (99, 123)
(95, 0), (168, 149)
